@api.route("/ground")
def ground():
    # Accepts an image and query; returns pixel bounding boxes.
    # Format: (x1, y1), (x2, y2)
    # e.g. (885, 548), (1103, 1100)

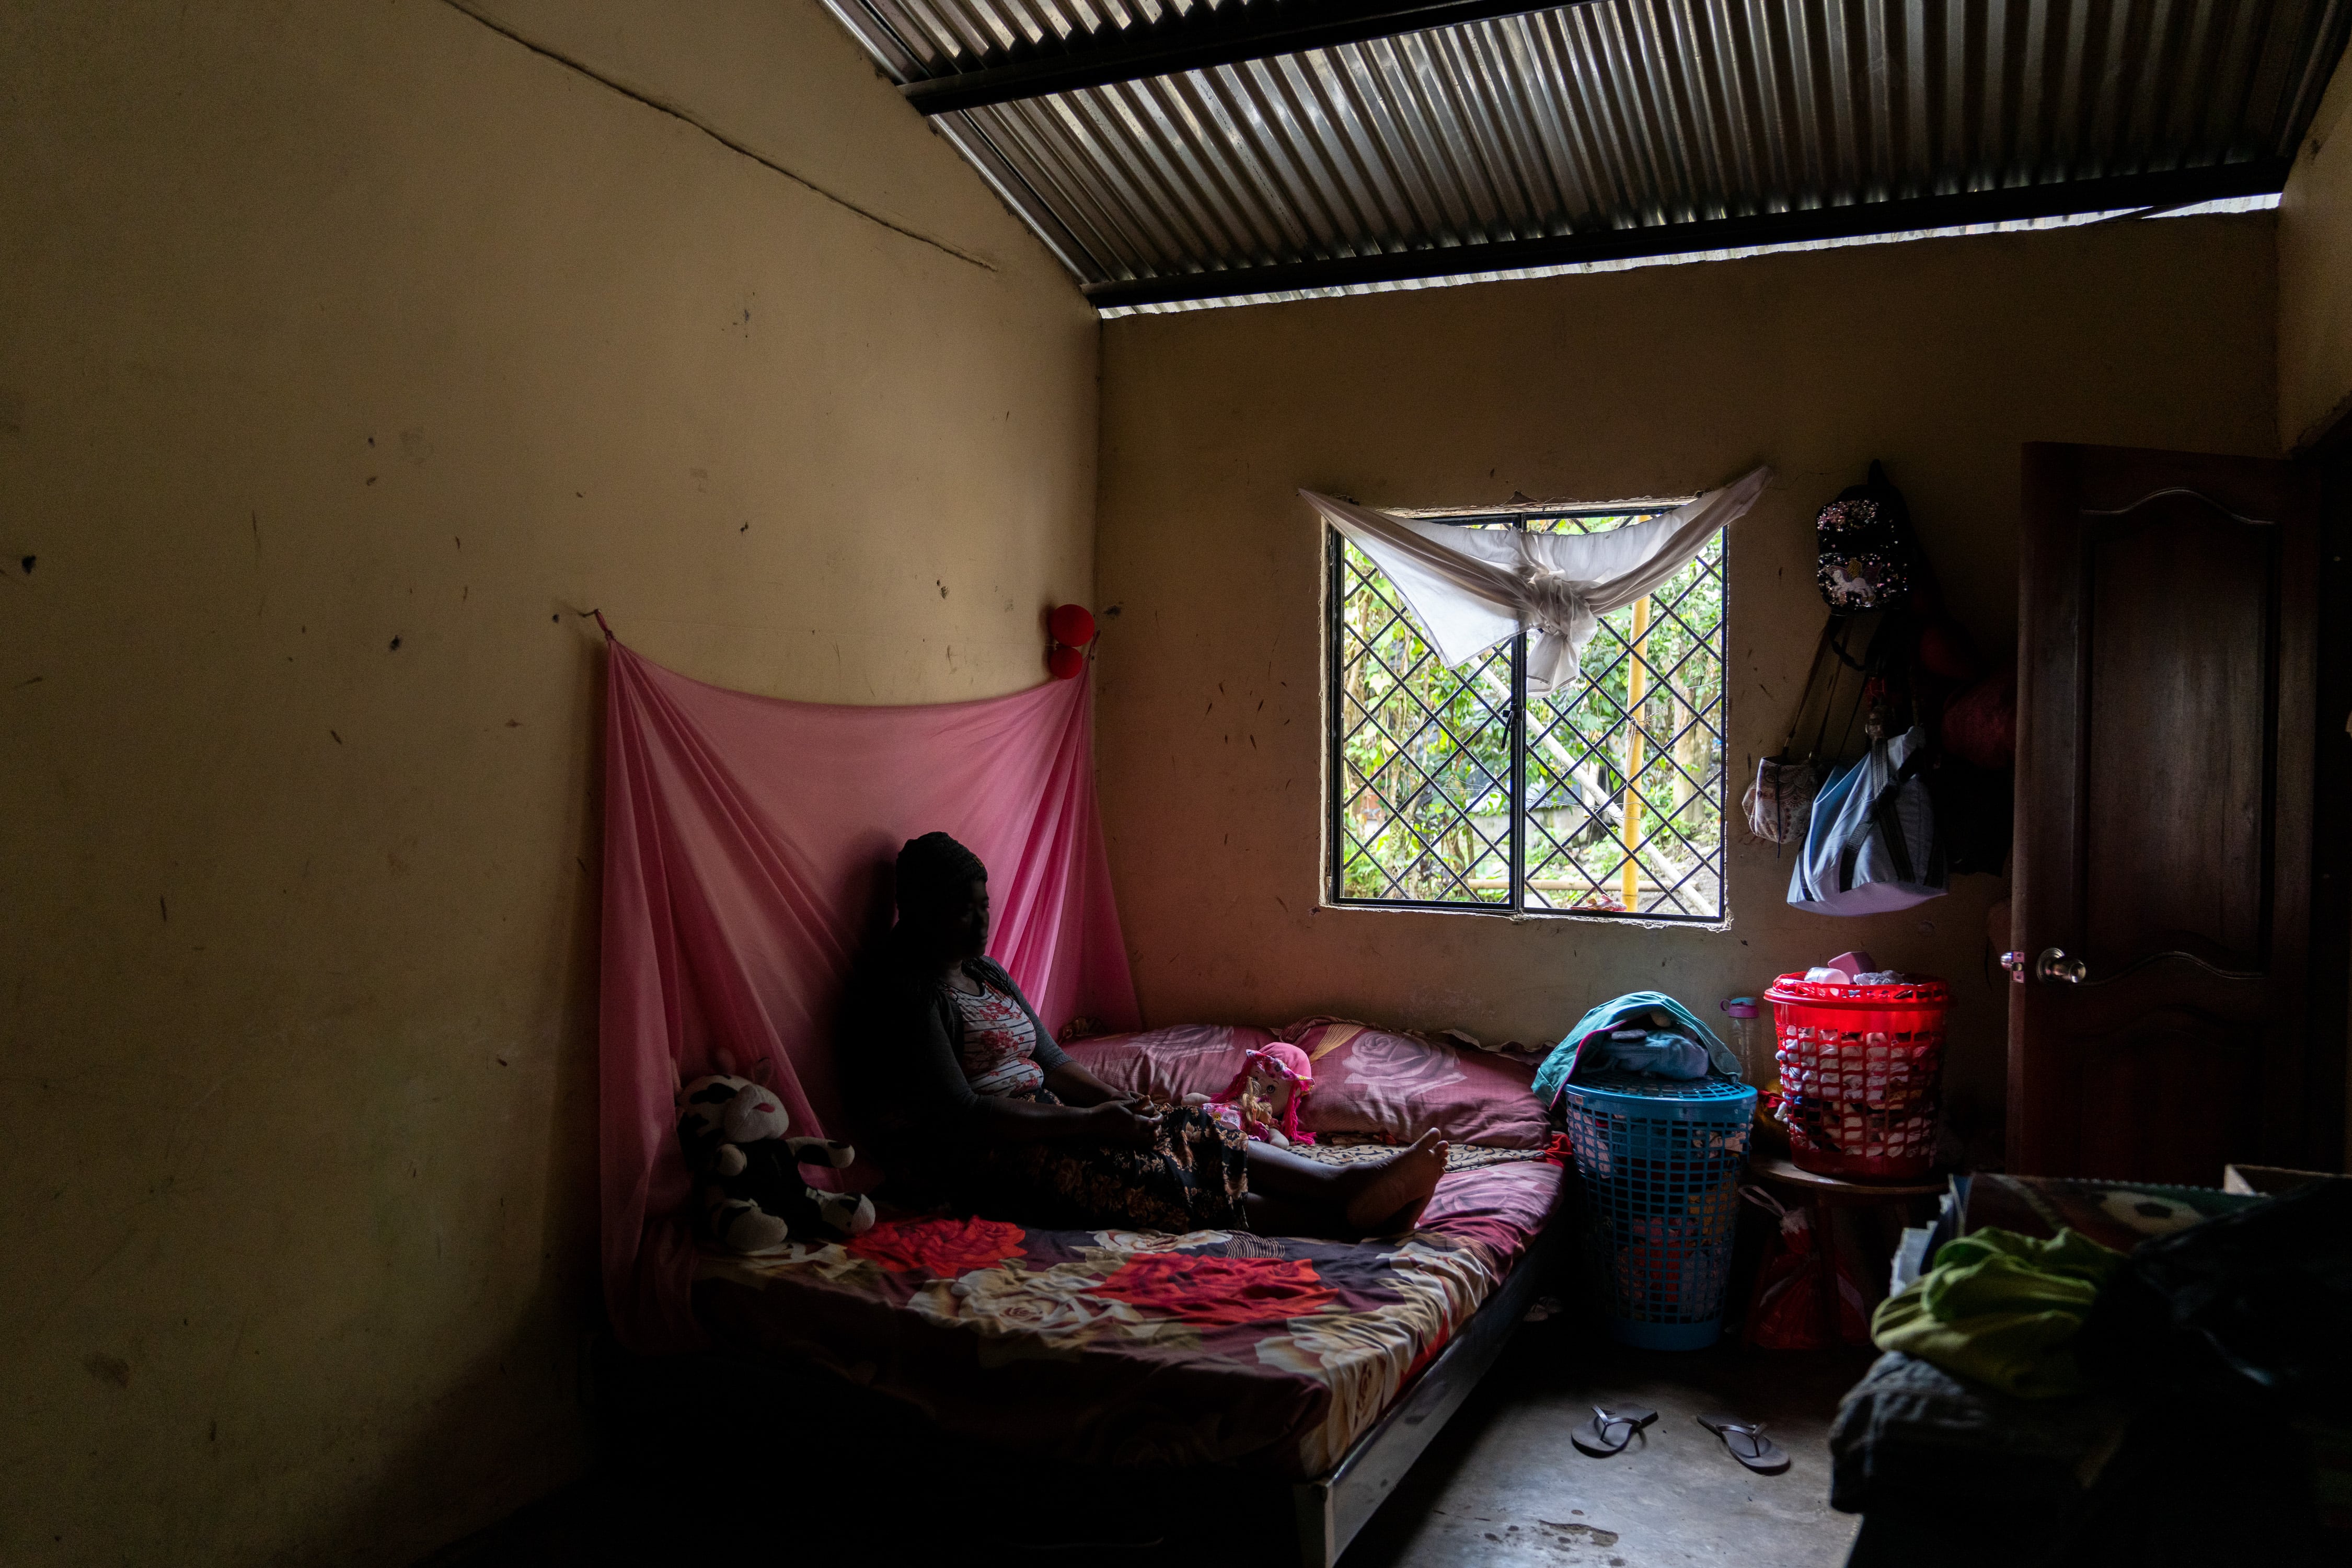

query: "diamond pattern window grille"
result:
(1329, 511), (1726, 920)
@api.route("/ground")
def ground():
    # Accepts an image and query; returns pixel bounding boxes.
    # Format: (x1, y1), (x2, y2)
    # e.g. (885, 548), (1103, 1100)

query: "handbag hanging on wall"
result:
(1745, 622), (1832, 845)
(1743, 755), (1820, 845)
(1755, 462), (1944, 851)
(1788, 722), (1948, 915)
(1744, 613), (1894, 845)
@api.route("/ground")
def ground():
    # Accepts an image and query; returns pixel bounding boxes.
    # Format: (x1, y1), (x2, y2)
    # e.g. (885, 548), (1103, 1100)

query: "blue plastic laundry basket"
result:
(1557, 1070), (1757, 1350)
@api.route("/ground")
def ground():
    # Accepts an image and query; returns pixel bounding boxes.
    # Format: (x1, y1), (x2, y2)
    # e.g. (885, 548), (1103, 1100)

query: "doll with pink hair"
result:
(1185, 1043), (1317, 1148)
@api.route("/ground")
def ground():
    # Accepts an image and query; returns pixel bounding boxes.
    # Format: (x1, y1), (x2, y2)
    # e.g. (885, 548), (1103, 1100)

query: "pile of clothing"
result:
(1834, 1177), (2352, 1566)
(1870, 1228), (2126, 1399)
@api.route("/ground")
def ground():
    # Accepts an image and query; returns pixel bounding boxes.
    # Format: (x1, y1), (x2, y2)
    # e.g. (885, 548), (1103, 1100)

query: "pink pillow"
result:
(1060, 1024), (1272, 1102)
(1280, 1019), (1548, 1148)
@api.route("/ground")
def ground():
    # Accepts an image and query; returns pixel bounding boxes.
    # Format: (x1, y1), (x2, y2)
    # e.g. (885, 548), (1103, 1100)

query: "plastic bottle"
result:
(1720, 996), (1766, 1087)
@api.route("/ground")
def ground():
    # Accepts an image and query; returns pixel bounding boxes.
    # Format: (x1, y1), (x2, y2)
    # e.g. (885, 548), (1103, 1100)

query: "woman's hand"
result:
(1043, 1060), (1137, 1109)
(1087, 1101), (1163, 1149)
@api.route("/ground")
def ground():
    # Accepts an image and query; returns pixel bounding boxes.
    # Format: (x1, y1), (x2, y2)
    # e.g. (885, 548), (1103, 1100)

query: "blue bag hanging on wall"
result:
(1788, 724), (1946, 915)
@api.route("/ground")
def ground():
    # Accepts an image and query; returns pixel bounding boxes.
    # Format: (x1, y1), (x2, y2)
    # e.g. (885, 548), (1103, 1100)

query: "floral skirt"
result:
(969, 1091), (1251, 1233)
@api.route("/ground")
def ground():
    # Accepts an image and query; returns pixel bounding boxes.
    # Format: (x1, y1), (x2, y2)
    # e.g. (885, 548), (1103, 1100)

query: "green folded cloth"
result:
(1871, 1228), (2126, 1399)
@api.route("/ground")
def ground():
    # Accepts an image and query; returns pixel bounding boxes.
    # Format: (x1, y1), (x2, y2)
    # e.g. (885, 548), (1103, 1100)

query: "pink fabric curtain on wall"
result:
(599, 634), (1139, 1352)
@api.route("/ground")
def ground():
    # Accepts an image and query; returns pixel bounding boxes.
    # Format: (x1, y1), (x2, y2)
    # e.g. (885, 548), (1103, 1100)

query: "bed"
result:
(688, 1021), (1567, 1567)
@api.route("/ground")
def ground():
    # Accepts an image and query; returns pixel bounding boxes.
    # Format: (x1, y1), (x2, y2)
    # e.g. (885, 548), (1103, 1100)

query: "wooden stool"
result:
(1744, 1158), (1944, 1345)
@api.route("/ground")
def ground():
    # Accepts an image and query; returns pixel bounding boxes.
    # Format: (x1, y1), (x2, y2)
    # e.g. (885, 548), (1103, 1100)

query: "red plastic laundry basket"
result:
(1765, 974), (1947, 1179)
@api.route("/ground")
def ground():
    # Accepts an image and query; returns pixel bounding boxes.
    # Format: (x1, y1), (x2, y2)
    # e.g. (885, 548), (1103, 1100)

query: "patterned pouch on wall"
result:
(1743, 756), (1821, 844)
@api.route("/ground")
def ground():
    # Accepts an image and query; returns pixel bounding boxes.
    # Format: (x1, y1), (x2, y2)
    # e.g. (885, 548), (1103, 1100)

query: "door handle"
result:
(1999, 949), (2089, 984)
(2035, 947), (2089, 984)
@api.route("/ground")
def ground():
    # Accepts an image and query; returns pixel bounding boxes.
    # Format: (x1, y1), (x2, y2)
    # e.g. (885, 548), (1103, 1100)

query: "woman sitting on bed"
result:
(851, 832), (1447, 1238)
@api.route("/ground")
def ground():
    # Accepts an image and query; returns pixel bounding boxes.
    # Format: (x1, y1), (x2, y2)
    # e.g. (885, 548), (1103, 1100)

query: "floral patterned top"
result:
(846, 950), (1071, 1186)
(951, 980), (1048, 1097)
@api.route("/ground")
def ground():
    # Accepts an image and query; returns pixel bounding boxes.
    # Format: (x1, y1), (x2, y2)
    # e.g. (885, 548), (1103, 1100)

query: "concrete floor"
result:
(427, 1322), (1874, 1568)
(1343, 1327), (1877, 1568)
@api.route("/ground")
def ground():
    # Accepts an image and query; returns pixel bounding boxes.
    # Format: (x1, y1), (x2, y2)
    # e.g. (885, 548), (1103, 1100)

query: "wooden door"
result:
(2009, 444), (2321, 1182)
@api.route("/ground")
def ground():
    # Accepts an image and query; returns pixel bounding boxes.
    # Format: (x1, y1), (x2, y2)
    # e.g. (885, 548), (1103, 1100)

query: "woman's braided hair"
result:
(894, 831), (986, 921)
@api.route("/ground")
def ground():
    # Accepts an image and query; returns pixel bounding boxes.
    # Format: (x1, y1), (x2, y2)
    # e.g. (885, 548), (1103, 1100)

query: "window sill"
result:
(1315, 900), (1732, 935)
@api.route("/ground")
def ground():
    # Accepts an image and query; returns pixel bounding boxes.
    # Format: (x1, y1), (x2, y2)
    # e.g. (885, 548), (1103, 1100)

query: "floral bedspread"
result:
(693, 1159), (1561, 1478)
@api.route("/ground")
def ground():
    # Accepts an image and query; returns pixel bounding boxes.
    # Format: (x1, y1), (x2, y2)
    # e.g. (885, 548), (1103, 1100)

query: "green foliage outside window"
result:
(1333, 513), (1726, 919)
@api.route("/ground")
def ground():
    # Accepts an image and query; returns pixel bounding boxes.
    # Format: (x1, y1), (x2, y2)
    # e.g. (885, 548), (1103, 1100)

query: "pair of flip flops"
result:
(1569, 1405), (1790, 1475)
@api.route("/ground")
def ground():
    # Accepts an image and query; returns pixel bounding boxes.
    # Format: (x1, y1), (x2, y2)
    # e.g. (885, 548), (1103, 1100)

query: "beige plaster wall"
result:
(1096, 217), (2277, 1158)
(0, 2), (1093, 1563)
(2281, 39), (2352, 452)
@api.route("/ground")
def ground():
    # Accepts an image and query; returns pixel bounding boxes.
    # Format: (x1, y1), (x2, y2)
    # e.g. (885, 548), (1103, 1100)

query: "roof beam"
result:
(1079, 160), (2291, 309)
(900, 0), (1577, 116)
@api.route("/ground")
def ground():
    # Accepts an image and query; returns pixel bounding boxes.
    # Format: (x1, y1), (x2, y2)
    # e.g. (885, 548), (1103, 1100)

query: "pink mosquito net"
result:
(598, 631), (1138, 1352)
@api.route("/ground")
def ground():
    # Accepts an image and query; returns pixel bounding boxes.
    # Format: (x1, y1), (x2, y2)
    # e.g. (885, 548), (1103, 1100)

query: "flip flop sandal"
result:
(1570, 1403), (1658, 1457)
(1698, 1414), (1790, 1475)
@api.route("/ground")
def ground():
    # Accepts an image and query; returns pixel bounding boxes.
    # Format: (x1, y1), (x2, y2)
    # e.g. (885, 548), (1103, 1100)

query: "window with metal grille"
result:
(1328, 508), (1727, 920)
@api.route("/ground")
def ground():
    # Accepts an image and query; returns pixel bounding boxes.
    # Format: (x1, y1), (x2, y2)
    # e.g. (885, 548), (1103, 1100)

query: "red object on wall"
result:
(1943, 662), (2017, 769)
(1046, 603), (1097, 679)
(1916, 619), (1980, 681)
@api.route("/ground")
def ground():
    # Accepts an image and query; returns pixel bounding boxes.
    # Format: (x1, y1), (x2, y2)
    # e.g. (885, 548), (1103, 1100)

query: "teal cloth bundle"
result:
(1532, 991), (1743, 1102)
(1872, 1228), (2127, 1399)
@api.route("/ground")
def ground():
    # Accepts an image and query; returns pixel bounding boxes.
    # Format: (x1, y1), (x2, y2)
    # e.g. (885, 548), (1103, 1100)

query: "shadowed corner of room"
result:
(325, 615), (613, 1566)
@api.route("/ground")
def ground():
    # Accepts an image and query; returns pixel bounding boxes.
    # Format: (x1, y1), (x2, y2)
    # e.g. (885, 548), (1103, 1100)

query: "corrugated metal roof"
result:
(821, 0), (2350, 306)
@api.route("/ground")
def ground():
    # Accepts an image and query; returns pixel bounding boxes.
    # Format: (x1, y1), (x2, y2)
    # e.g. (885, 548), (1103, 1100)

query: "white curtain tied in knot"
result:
(1517, 560), (1598, 658)
(1301, 465), (1773, 695)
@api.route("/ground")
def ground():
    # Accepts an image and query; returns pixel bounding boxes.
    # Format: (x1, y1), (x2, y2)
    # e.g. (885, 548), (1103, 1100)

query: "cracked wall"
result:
(0, 2), (1095, 1562)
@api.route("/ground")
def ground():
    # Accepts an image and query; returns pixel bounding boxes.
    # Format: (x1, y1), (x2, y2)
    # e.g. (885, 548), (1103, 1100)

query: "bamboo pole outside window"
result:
(1620, 595), (1651, 910)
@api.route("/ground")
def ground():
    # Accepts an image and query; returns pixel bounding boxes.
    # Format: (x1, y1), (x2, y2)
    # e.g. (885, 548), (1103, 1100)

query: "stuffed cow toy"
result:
(676, 1074), (875, 1254)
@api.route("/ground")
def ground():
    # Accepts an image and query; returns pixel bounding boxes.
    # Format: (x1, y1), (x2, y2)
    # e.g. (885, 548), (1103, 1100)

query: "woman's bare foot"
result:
(1341, 1130), (1449, 1232)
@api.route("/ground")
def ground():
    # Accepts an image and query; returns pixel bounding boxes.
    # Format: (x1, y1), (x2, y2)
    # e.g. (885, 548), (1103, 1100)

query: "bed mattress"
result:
(693, 1157), (1562, 1478)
